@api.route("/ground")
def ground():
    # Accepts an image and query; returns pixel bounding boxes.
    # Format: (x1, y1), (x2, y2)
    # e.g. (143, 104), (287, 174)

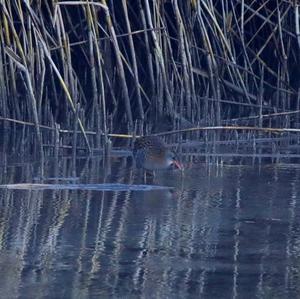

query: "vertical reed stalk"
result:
(122, 0), (144, 120)
(138, 0), (155, 97)
(101, 0), (133, 129)
(72, 103), (79, 177)
(2, 7), (44, 161)
(144, 0), (174, 117)
(36, 29), (91, 152)
(173, 0), (191, 118)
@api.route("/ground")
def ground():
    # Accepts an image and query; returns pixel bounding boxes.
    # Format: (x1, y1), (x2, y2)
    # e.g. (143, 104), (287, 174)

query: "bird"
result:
(133, 136), (183, 172)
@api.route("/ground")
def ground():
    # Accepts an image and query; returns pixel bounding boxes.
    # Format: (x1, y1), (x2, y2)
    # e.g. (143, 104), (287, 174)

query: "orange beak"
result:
(173, 160), (184, 171)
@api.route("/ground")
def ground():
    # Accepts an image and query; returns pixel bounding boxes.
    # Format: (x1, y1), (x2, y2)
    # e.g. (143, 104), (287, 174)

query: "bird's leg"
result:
(143, 170), (155, 183)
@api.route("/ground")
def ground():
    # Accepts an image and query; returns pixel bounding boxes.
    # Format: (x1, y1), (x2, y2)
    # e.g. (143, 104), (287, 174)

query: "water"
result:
(0, 155), (300, 299)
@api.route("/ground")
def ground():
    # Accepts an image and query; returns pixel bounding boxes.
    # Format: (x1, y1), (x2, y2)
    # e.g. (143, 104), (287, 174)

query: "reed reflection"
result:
(0, 154), (300, 298)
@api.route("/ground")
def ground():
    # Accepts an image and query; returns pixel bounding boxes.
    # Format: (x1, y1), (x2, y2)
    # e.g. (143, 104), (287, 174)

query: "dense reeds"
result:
(1, 1), (300, 152)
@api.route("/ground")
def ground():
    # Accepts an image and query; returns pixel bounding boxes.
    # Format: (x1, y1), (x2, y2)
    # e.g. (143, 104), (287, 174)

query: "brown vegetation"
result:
(0, 1), (300, 154)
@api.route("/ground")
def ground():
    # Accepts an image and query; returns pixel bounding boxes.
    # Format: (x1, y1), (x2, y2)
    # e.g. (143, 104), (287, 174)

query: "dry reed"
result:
(0, 1), (299, 152)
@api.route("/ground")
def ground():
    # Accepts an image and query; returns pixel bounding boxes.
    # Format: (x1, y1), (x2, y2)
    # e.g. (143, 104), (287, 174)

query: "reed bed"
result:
(0, 1), (300, 154)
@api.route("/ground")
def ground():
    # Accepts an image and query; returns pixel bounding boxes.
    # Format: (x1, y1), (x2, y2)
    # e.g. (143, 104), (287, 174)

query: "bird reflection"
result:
(0, 152), (300, 298)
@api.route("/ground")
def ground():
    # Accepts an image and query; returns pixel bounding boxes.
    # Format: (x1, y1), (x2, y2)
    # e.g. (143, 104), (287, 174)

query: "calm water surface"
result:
(0, 155), (300, 299)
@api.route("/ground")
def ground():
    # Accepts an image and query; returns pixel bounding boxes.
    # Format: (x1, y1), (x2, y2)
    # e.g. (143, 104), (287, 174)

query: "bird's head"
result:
(166, 151), (183, 170)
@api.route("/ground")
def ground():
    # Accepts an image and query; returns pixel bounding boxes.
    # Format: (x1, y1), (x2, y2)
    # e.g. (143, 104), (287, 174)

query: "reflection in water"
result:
(0, 153), (300, 298)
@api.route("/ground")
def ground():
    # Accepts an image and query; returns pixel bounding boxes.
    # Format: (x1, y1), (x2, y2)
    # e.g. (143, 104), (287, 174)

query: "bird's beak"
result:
(173, 160), (184, 171)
